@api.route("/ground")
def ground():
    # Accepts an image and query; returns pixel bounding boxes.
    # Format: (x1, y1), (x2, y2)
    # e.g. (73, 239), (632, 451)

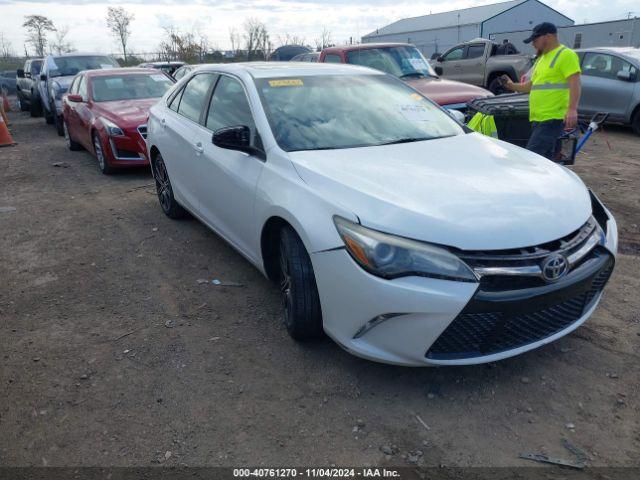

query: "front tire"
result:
(93, 132), (114, 175)
(153, 152), (185, 219)
(279, 226), (323, 341)
(488, 76), (509, 95)
(63, 119), (82, 151)
(44, 100), (54, 124)
(53, 109), (64, 136)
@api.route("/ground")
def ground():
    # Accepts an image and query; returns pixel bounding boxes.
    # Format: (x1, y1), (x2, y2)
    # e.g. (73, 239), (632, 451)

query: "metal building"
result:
(490, 18), (640, 49)
(362, 0), (574, 57)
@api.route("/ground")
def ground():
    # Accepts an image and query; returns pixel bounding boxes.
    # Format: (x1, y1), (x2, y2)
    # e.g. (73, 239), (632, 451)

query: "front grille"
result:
(426, 254), (614, 360)
(137, 124), (148, 140)
(457, 217), (602, 291)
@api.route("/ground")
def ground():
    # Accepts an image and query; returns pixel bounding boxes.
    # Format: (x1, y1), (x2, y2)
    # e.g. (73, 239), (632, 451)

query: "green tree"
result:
(23, 15), (55, 56)
(106, 6), (134, 64)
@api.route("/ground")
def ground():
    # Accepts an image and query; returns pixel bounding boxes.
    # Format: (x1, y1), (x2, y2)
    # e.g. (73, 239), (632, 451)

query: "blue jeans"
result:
(526, 120), (565, 160)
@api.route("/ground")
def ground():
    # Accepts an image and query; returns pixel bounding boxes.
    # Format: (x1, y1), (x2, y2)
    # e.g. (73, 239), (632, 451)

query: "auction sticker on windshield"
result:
(397, 104), (437, 122)
(408, 58), (429, 71)
(268, 79), (304, 87)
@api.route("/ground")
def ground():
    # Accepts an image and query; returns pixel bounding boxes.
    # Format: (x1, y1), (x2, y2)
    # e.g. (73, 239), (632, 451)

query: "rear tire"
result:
(19, 95), (29, 112)
(488, 76), (509, 95)
(44, 100), (54, 124)
(632, 110), (640, 136)
(93, 132), (114, 175)
(30, 95), (42, 117)
(153, 152), (186, 219)
(278, 225), (323, 341)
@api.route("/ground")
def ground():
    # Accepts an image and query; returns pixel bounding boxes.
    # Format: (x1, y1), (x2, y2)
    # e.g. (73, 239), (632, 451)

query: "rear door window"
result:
(323, 54), (342, 63)
(466, 44), (485, 59)
(176, 73), (216, 123)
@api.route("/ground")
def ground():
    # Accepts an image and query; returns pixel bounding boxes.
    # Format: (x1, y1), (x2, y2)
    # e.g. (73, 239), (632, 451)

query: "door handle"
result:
(193, 142), (204, 154)
(161, 118), (166, 129)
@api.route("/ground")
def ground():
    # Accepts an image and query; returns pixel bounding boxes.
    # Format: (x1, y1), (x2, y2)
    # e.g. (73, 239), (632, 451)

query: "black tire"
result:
(153, 152), (186, 219)
(19, 94), (29, 112)
(44, 101), (54, 124)
(93, 132), (114, 175)
(488, 76), (508, 95)
(278, 225), (323, 341)
(53, 109), (64, 136)
(63, 119), (82, 151)
(29, 94), (42, 117)
(632, 110), (640, 136)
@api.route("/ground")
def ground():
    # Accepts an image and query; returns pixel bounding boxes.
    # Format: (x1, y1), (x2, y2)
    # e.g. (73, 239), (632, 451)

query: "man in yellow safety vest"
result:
(504, 22), (582, 159)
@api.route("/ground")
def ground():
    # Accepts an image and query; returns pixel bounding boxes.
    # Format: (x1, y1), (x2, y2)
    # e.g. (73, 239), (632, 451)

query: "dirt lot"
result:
(1, 105), (639, 469)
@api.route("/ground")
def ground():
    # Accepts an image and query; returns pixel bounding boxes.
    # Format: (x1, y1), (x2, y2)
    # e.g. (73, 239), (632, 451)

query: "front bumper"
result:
(312, 207), (617, 367)
(104, 132), (150, 168)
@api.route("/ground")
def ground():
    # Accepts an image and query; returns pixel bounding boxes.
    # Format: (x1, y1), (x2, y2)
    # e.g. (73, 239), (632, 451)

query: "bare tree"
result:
(229, 27), (242, 57)
(50, 26), (74, 54)
(106, 6), (134, 64)
(157, 26), (203, 63)
(0, 32), (15, 59)
(314, 27), (333, 51)
(242, 18), (270, 61)
(23, 15), (55, 56)
(277, 33), (306, 47)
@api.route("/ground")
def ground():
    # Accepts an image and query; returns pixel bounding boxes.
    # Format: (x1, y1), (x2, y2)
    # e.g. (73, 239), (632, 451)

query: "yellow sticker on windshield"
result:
(410, 93), (424, 101)
(269, 79), (304, 87)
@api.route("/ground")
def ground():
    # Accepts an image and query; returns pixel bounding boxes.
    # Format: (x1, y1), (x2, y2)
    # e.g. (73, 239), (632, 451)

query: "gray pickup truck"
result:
(432, 38), (532, 94)
(16, 59), (43, 116)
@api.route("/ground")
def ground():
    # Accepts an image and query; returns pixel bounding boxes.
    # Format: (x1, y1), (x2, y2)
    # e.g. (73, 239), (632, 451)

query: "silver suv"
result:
(38, 53), (119, 135)
(575, 47), (640, 135)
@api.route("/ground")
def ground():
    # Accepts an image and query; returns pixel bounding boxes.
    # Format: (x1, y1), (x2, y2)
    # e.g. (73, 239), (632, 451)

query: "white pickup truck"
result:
(432, 38), (533, 94)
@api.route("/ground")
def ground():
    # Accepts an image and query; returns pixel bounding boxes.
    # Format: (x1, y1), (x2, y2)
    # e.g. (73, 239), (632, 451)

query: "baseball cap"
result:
(523, 22), (558, 43)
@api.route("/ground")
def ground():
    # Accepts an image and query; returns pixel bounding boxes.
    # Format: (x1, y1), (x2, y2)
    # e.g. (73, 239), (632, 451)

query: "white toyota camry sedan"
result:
(146, 62), (617, 366)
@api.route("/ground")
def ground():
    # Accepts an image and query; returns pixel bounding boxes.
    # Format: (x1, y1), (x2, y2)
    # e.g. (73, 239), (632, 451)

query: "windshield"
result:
(92, 74), (173, 102)
(49, 56), (119, 77)
(346, 46), (437, 79)
(255, 74), (463, 152)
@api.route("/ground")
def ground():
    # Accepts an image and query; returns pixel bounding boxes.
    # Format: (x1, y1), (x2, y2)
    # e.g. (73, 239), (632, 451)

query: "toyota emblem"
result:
(541, 254), (569, 283)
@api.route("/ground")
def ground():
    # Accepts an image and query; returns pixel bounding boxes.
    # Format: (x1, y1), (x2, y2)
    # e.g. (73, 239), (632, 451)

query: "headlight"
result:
(51, 82), (65, 100)
(334, 216), (478, 282)
(100, 117), (125, 137)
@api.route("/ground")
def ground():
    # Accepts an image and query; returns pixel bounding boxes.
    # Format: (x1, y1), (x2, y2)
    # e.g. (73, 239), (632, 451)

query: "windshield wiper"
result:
(377, 137), (431, 146)
(400, 72), (427, 79)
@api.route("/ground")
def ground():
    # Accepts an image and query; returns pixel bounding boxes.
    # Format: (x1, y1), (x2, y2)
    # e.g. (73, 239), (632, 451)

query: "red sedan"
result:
(319, 43), (492, 110)
(61, 68), (174, 174)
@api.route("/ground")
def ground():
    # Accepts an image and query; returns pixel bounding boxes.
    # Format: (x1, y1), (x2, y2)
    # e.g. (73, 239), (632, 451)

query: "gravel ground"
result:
(1, 107), (639, 468)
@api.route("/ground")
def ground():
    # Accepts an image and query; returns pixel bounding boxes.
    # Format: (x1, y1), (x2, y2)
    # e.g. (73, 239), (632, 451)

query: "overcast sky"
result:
(0, 0), (637, 56)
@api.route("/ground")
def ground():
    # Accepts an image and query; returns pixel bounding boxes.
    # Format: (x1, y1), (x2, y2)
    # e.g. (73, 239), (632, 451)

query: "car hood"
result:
(405, 77), (492, 106)
(50, 76), (74, 90)
(288, 133), (592, 251)
(92, 98), (160, 127)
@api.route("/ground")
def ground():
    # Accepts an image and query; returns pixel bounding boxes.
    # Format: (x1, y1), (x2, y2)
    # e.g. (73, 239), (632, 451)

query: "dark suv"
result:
(16, 59), (43, 116)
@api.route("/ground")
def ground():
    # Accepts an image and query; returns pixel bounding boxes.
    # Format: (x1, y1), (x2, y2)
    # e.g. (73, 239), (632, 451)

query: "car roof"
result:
(194, 62), (384, 78)
(81, 68), (168, 78)
(322, 42), (411, 54)
(575, 47), (640, 62)
(48, 53), (113, 58)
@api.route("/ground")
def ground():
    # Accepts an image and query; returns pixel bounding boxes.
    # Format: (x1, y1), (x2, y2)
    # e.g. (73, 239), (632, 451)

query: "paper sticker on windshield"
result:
(150, 74), (168, 82)
(268, 79), (303, 87)
(100, 64), (115, 70)
(410, 93), (424, 101)
(408, 58), (429, 70)
(397, 104), (436, 122)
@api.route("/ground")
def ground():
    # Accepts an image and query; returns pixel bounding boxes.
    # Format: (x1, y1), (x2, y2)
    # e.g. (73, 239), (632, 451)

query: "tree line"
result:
(5, 8), (335, 66)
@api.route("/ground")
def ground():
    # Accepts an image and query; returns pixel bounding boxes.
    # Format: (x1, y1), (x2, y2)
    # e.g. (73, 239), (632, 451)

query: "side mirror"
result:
(212, 125), (265, 159)
(436, 56), (444, 62)
(40, 73), (47, 81)
(616, 70), (634, 82)
(447, 109), (466, 123)
(17, 69), (25, 78)
(435, 66), (443, 76)
(67, 94), (84, 103)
